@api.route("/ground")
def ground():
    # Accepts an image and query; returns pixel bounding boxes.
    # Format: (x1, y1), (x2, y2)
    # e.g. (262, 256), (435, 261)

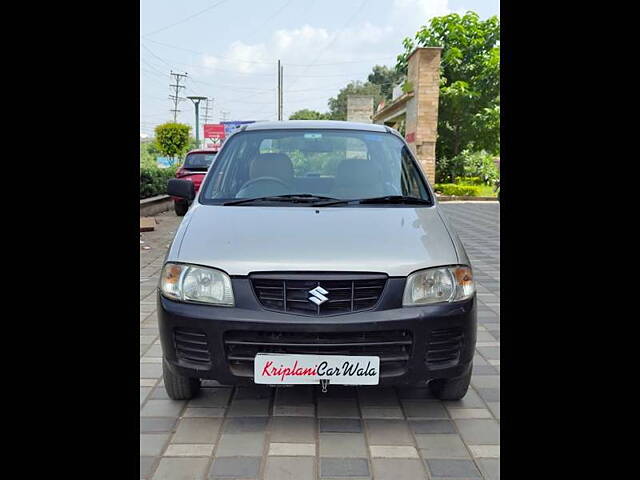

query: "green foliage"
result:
(289, 109), (331, 120)
(454, 176), (483, 185)
(154, 122), (191, 162)
(367, 65), (404, 101)
(401, 80), (414, 94)
(327, 81), (383, 120)
(433, 183), (482, 196)
(396, 11), (500, 159)
(140, 165), (178, 199)
(140, 141), (161, 168)
(436, 150), (499, 185)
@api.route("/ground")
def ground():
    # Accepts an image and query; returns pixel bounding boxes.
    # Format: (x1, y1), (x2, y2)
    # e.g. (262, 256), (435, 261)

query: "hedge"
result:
(454, 176), (483, 185)
(140, 165), (178, 199)
(433, 183), (483, 196)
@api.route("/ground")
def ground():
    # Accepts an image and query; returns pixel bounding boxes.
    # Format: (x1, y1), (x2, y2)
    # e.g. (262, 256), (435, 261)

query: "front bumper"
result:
(157, 278), (476, 386)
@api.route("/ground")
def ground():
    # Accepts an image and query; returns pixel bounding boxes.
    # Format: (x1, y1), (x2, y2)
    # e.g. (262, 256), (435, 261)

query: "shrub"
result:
(454, 176), (483, 185)
(140, 165), (178, 199)
(154, 122), (191, 163)
(433, 183), (483, 196)
(436, 150), (499, 185)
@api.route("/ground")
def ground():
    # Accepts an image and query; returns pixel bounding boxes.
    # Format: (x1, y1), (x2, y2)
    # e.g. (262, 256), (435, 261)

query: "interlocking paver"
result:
(140, 456), (156, 479)
(172, 418), (222, 444)
(320, 458), (370, 477)
(223, 416), (269, 434)
(164, 444), (215, 457)
(140, 417), (177, 433)
(152, 457), (209, 480)
(141, 205), (501, 479)
(209, 457), (261, 479)
(140, 399), (185, 418)
(319, 433), (367, 457)
(426, 458), (483, 478)
(216, 432), (265, 457)
(264, 457), (315, 480)
(319, 418), (362, 433)
(268, 443), (316, 456)
(140, 433), (170, 457)
(409, 419), (457, 434)
(415, 434), (470, 458)
(371, 458), (427, 480)
(270, 416), (316, 443)
(365, 419), (413, 445)
(455, 419), (501, 445)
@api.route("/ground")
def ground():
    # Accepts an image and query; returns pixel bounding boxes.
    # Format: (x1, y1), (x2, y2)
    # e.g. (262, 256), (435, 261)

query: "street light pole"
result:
(187, 96), (208, 148)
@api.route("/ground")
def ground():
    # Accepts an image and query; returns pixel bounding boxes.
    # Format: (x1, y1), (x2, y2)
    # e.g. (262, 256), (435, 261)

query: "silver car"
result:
(160, 120), (476, 400)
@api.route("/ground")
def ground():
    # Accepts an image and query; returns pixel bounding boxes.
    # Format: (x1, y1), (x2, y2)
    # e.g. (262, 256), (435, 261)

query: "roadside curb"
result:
(140, 195), (172, 216)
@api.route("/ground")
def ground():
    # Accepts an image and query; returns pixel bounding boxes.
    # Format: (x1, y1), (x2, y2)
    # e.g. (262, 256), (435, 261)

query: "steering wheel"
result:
(236, 176), (291, 197)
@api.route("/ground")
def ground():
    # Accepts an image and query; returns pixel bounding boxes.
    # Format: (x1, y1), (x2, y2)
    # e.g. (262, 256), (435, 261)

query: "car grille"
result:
(425, 327), (464, 368)
(224, 330), (412, 378)
(174, 328), (211, 367)
(250, 273), (387, 316)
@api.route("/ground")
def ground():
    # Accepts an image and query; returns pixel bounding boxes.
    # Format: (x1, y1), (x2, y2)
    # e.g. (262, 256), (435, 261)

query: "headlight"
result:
(403, 266), (474, 306)
(160, 263), (234, 306)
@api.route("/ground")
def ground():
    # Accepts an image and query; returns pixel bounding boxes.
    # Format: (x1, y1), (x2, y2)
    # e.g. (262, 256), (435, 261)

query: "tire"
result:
(429, 365), (472, 400)
(163, 358), (200, 400)
(174, 200), (188, 216)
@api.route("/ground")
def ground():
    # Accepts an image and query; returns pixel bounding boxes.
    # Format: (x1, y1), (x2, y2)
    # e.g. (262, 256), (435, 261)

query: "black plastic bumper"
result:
(157, 279), (476, 386)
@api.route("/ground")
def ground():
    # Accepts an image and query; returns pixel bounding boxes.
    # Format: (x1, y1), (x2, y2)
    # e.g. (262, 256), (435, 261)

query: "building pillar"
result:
(346, 95), (374, 123)
(404, 47), (442, 183)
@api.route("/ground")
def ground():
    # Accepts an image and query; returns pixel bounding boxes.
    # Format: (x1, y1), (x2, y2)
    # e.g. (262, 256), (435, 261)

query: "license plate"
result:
(254, 354), (380, 385)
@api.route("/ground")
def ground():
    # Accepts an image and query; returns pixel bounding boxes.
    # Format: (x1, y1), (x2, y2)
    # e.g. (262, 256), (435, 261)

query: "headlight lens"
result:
(160, 263), (234, 306)
(403, 266), (474, 306)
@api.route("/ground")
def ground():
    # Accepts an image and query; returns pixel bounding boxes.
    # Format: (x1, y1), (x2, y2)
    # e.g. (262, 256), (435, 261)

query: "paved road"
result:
(140, 203), (500, 480)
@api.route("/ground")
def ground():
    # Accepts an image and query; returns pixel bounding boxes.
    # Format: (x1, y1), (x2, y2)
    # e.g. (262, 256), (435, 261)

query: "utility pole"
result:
(202, 97), (214, 125)
(169, 71), (188, 122)
(220, 110), (230, 122)
(277, 60), (283, 120)
(187, 96), (207, 148)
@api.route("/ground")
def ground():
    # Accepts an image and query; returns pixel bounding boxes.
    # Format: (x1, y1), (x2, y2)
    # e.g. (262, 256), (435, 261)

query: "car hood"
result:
(169, 204), (459, 277)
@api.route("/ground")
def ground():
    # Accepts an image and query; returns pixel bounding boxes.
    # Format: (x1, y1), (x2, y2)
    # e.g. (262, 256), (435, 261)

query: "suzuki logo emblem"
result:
(308, 286), (329, 306)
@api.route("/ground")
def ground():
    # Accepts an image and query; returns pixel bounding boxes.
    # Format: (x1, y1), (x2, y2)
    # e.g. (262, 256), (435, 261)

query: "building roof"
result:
(244, 120), (387, 132)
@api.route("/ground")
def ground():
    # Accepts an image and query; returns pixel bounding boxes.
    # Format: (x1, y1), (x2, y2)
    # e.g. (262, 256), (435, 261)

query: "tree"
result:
(396, 12), (500, 160)
(289, 109), (330, 120)
(154, 122), (191, 165)
(367, 65), (404, 101)
(327, 81), (383, 120)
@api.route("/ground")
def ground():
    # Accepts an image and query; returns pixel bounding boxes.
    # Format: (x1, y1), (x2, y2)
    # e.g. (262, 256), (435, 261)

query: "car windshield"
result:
(184, 153), (216, 169)
(199, 129), (431, 206)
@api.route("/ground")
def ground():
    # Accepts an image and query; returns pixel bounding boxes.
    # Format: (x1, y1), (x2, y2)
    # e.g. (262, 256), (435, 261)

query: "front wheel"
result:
(174, 200), (188, 216)
(429, 366), (472, 400)
(163, 358), (200, 400)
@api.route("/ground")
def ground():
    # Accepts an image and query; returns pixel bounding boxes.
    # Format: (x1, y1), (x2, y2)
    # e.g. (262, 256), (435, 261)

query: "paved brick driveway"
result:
(140, 203), (500, 480)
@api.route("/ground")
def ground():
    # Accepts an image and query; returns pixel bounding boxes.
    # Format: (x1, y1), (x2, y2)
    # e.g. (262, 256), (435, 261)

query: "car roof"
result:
(243, 120), (388, 132)
(186, 149), (219, 154)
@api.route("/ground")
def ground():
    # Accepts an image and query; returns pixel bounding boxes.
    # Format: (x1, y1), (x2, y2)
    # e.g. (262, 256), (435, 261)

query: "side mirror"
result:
(167, 179), (195, 200)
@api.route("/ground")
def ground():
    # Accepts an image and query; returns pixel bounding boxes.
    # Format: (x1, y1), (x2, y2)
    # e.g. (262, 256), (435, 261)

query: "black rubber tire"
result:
(174, 200), (188, 216)
(163, 358), (200, 400)
(429, 365), (472, 400)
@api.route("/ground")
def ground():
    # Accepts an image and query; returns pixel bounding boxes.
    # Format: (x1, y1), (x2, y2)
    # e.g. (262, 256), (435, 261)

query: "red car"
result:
(172, 148), (218, 216)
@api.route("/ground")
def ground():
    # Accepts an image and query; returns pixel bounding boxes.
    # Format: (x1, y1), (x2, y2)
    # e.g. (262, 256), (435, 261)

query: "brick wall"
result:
(346, 95), (374, 123)
(404, 47), (442, 183)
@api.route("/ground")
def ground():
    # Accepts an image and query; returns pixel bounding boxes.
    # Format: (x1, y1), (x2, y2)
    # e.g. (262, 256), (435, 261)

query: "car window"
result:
(184, 153), (216, 169)
(200, 129), (430, 204)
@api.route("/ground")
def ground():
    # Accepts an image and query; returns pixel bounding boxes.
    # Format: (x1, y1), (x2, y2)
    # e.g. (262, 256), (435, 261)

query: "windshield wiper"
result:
(313, 195), (432, 207)
(223, 194), (340, 206)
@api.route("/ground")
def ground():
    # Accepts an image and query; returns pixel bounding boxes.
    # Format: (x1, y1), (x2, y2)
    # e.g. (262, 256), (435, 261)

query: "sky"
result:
(140, 0), (500, 137)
